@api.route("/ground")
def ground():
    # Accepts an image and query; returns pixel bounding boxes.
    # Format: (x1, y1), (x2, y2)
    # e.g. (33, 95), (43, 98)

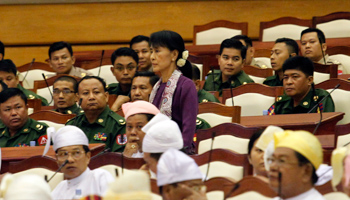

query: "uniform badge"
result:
(243, 82), (247, 85)
(196, 119), (202, 125)
(81, 73), (86, 77)
(116, 134), (127, 145)
(303, 101), (308, 106)
(15, 143), (29, 147)
(94, 132), (107, 141)
(98, 119), (104, 123)
(202, 99), (208, 102)
(38, 135), (48, 145)
(28, 94), (35, 99)
(118, 119), (125, 125)
(277, 97), (282, 101)
(313, 96), (319, 101)
(23, 128), (29, 133)
(67, 110), (72, 114)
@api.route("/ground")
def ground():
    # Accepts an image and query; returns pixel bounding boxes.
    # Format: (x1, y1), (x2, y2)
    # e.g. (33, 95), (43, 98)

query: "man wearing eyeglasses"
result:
(50, 125), (114, 199)
(267, 130), (324, 200)
(52, 75), (82, 115)
(108, 47), (138, 96)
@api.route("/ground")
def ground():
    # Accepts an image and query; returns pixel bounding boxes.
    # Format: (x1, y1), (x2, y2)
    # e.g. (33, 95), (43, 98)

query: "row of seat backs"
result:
(193, 11), (350, 44)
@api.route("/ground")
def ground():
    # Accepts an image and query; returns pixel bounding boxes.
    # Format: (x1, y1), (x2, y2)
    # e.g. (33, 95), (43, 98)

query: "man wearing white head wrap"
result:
(141, 113), (183, 174)
(48, 125), (114, 200)
(157, 148), (207, 200)
(2, 174), (52, 200)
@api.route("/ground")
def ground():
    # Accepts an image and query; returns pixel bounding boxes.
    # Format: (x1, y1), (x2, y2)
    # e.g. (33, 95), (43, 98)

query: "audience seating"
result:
(242, 65), (273, 84)
(89, 152), (145, 177)
(188, 54), (205, 80)
(259, 17), (312, 42)
(335, 123), (350, 148)
(29, 110), (76, 129)
(193, 20), (248, 45)
(8, 155), (62, 190)
(323, 192), (350, 200)
(222, 83), (284, 116)
(204, 177), (236, 200)
(225, 176), (276, 198)
(316, 78), (350, 125)
(312, 12), (350, 39)
(196, 122), (260, 154)
(313, 63), (338, 84)
(32, 74), (81, 106)
(27, 98), (42, 114)
(87, 65), (118, 85)
(198, 102), (241, 127)
(327, 46), (350, 74)
(17, 62), (56, 89)
(254, 48), (272, 69)
(191, 149), (252, 181)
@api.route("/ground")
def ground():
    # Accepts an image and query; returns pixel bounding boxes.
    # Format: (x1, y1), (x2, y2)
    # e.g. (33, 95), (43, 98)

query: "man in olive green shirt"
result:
(203, 39), (254, 96)
(0, 88), (48, 147)
(192, 64), (220, 103)
(263, 38), (299, 87)
(66, 76), (126, 152)
(52, 75), (82, 115)
(267, 56), (334, 115)
(0, 59), (49, 106)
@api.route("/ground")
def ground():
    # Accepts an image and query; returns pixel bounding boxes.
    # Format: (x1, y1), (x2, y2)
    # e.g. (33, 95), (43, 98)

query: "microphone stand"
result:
(97, 50), (105, 77)
(46, 160), (68, 182)
(42, 73), (54, 105)
(22, 58), (35, 82)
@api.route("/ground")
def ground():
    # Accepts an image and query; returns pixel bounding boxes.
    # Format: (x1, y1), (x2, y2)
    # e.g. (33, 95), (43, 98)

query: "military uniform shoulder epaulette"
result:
(109, 111), (126, 125)
(264, 75), (276, 81)
(30, 120), (47, 132)
(66, 115), (80, 124)
(276, 94), (290, 103)
(107, 83), (119, 89)
(196, 118), (202, 126)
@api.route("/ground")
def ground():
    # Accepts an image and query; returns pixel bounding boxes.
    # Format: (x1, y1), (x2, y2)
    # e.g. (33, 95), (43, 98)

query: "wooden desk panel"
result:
(240, 112), (344, 149)
(1, 143), (105, 173)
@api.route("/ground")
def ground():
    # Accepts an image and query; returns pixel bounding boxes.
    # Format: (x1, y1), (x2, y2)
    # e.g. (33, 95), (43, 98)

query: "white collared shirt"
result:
(52, 167), (114, 200)
(272, 188), (325, 200)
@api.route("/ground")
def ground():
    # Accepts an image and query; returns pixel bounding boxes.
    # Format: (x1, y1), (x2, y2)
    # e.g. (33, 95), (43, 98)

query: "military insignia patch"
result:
(38, 135), (48, 145)
(15, 143), (29, 147)
(116, 134), (127, 145)
(94, 132), (107, 141)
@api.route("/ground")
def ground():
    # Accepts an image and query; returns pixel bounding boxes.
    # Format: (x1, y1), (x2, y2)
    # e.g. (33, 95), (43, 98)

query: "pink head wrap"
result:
(122, 100), (160, 120)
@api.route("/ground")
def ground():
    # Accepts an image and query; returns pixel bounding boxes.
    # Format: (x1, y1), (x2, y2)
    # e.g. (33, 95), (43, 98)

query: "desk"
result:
(240, 112), (344, 149)
(1, 143), (105, 173)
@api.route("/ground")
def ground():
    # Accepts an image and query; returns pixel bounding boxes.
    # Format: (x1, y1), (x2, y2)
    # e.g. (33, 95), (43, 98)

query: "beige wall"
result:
(1, 0), (348, 65)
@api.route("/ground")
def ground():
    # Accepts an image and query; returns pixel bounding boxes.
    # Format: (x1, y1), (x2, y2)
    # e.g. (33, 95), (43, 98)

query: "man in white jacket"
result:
(48, 125), (114, 199)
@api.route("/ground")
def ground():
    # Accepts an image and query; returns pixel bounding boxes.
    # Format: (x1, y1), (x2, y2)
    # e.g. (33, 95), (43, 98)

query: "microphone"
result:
(22, 58), (35, 82)
(210, 66), (215, 91)
(42, 73), (54, 105)
(204, 131), (216, 181)
(224, 183), (240, 199)
(97, 50), (105, 77)
(46, 159), (68, 182)
(308, 84), (340, 113)
(278, 171), (282, 200)
(73, 98), (83, 127)
(91, 148), (110, 159)
(318, 36), (326, 65)
(228, 76), (234, 106)
(309, 84), (339, 135)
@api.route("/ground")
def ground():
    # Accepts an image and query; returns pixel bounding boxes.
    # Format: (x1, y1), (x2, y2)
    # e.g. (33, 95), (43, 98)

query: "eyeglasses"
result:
(53, 89), (75, 95)
(267, 157), (299, 167)
(56, 150), (85, 161)
(114, 66), (136, 72)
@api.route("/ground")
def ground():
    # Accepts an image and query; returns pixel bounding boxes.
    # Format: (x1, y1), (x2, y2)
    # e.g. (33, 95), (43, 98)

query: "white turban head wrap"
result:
(142, 113), (183, 153)
(157, 148), (203, 186)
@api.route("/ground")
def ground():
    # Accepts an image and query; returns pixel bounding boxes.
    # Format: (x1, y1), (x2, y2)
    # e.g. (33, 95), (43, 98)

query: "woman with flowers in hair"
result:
(149, 30), (198, 154)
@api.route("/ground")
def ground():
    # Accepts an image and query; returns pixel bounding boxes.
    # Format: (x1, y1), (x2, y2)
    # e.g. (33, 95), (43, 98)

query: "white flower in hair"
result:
(182, 50), (189, 60)
(177, 59), (186, 67)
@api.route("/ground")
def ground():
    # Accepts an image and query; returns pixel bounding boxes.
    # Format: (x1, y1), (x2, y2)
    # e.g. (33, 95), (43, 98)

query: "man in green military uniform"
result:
(268, 56), (335, 115)
(66, 76), (126, 152)
(264, 38), (299, 87)
(48, 41), (93, 78)
(192, 64), (220, 103)
(203, 39), (254, 96)
(0, 88), (48, 147)
(52, 75), (82, 115)
(107, 47), (138, 96)
(300, 28), (346, 74)
(0, 59), (49, 106)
